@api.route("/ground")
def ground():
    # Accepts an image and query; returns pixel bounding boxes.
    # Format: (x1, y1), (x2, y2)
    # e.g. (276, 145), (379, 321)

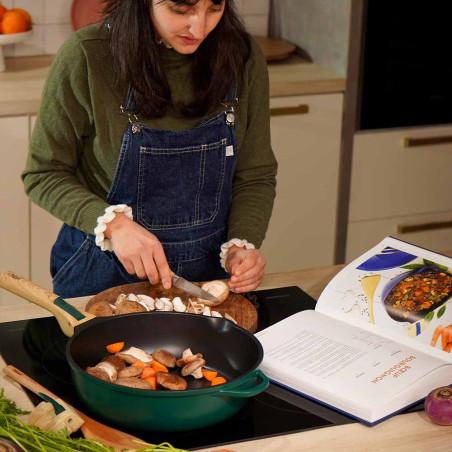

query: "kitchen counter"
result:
(1, 263), (451, 452)
(0, 54), (345, 117)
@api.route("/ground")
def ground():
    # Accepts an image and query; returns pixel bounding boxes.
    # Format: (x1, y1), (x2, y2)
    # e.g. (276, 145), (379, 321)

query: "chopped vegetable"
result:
(145, 376), (157, 390)
(201, 369), (218, 381)
(106, 342), (125, 354)
(141, 367), (156, 379)
(211, 377), (227, 386)
(131, 360), (146, 369)
(152, 361), (169, 373)
(424, 386), (452, 425)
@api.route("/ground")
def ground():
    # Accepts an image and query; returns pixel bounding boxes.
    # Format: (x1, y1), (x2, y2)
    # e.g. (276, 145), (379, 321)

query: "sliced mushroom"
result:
(151, 349), (176, 368)
(202, 306), (211, 316)
(181, 358), (206, 377)
(162, 299), (174, 311)
(101, 355), (126, 371)
(187, 300), (204, 314)
(115, 378), (152, 390)
(116, 346), (153, 365)
(155, 372), (187, 391)
(137, 294), (155, 311)
(115, 300), (147, 315)
(211, 311), (222, 318)
(172, 297), (186, 312)
(115, 293), (127, 304)
(198, 280), (229, 306)
(87, 361), (117, 382)
(155, 298), (165, 310)
(118, 366), (143, 378)
(176, 353), (203, 367)
(127, 293), (139, 302)
(224, 313), (237, 324)
(86, 367), (110, 382)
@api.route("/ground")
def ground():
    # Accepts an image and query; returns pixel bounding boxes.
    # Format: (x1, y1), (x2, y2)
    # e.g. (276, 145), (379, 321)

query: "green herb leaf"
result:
(423, 259), (448, 271)
(437, 306), (446, 319)
(424, 311), (435, 322)
(400, 264), (424, 270)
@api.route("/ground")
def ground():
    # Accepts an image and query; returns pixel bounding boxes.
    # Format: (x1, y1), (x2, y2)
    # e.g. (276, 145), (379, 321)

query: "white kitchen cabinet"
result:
(0, 116), (30, 307)
(260, 93), (343, 272)
(346, 125), (452, 261)
(29, 115), (63, 291)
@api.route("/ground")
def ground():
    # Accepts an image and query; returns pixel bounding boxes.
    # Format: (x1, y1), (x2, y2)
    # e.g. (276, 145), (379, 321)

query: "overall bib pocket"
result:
(138, 138), (227, 230)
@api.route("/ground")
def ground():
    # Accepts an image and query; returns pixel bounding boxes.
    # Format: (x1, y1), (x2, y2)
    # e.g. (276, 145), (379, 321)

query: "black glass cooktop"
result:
(0, 286), (356, 450)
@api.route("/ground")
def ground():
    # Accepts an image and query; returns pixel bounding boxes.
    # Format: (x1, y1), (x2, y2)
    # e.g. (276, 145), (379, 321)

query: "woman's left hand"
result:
(225, 246), (266, 292)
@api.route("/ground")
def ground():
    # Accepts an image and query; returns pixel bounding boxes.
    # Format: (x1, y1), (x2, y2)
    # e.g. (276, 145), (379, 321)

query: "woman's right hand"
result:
(104, 213), (172, 289)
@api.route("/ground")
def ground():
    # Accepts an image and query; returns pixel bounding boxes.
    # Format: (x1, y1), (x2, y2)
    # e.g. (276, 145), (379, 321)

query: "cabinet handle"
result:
(403, 135), (452, 147)
(397, 219), (452, 234)
(270, 104), (309, 116)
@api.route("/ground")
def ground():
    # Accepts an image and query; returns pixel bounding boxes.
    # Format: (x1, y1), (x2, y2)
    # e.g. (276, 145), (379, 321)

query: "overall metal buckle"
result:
(221, 98), (238, 127)
(120, 105), (141, 134)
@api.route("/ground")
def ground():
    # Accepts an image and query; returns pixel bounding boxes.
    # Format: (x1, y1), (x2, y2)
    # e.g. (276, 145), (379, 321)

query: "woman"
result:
(22, 0), (277, 298)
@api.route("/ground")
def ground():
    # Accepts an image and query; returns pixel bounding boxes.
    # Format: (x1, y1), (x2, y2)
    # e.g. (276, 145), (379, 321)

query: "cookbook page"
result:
(256, 310), (450, 421)
(316, 237), (452, 359)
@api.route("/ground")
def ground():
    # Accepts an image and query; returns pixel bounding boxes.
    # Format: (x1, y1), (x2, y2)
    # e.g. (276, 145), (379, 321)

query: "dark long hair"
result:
(102, 0), (250, 118)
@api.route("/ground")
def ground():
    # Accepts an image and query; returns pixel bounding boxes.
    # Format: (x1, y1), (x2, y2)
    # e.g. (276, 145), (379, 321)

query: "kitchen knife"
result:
(172, 273), (221, 303)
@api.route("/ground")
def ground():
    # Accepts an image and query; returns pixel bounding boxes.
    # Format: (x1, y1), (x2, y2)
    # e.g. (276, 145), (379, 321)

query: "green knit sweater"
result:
(22, 24), (277, 248)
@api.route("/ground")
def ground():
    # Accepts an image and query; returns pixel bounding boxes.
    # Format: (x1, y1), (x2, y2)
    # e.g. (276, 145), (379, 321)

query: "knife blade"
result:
(172, 274), (221, 303)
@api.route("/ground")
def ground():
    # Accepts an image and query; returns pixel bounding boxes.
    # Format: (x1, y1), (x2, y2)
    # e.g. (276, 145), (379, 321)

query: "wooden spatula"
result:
(3, 365), (145, 450)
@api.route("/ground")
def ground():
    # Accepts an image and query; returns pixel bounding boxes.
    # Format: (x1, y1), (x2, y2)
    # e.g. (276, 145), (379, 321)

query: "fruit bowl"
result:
(0, 30), (33, 72)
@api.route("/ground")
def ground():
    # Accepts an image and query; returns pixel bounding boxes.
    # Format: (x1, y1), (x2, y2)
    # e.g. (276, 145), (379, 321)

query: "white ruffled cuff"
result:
(220, 238), (255, 270)
(94, 204), (133, 251)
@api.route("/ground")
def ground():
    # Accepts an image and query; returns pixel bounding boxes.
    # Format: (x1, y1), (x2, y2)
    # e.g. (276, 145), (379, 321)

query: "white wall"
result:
(3, 0), (270, 58)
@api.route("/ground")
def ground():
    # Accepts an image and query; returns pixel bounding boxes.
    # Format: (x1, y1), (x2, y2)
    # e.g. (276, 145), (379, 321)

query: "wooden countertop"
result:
(1, 264), (450, 451)
(0, 54), (346, 117)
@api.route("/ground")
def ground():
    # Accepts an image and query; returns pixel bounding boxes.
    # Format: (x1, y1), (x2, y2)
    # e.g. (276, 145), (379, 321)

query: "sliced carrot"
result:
(444, 342), (452, 353)
(145, 376), (156, 390)
(131, 360), (145, 369)
(152, 360), (169, 373)
(141, 367), (156, 379)
(431, 326), (443, 347)
(202, 369), (218, 381)
(106, 342), (124, 354)
(211, 377), (227, 386)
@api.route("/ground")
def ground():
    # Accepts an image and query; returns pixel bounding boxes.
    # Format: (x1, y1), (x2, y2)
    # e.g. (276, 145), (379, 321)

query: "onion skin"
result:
(424, 386), (452, 426)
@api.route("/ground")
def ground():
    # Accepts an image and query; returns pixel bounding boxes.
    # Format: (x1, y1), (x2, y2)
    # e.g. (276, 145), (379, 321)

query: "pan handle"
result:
(217, 370), (269, 398)
(0, 270), (95, 337)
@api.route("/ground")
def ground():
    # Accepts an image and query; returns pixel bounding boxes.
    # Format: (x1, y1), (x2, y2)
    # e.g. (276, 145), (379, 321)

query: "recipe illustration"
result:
(316, 237), (452, 355)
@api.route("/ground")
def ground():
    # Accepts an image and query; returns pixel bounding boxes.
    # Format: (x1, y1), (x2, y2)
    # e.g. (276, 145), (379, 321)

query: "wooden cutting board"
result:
(86, 281), (258, 333)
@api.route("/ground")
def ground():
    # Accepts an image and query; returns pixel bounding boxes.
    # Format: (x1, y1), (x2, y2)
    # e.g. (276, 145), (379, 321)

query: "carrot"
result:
(145, 376), (156, 390)
(444, 342), (452, 353)
(211, 377), (227, 386)
(131, 360), (145, 369)
(106, 342), (124, 354)
(152, 360), (169, 373)
(141, 367), (156, 379)
(202, 369), (218, 381)
(431, 326), (443, 347)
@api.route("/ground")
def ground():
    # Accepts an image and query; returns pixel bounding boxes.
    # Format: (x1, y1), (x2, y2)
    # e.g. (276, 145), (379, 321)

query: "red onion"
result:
(424, 386), (452, 425)
(0, 438), (25, 451)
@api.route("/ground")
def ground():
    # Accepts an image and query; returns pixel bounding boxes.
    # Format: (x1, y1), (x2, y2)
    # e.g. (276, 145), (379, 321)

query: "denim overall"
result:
(50, 87), (238, 298)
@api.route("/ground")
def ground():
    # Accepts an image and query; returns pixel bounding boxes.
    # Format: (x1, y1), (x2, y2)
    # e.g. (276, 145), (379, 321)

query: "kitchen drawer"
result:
(349, 125), (452, 222)
(346, 210), (452, 263)
(261, 93), (343, 272)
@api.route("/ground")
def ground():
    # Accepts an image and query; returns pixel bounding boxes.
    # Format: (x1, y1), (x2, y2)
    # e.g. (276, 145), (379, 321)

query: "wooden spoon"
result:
(3, 365), (145, 451)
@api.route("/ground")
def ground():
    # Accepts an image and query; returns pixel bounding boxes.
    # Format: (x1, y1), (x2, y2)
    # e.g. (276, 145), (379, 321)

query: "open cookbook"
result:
(255, 237), (452, 425)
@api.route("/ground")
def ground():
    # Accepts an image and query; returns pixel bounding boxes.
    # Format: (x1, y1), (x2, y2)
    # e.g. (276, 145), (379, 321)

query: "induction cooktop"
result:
(0, 286), (358, 450)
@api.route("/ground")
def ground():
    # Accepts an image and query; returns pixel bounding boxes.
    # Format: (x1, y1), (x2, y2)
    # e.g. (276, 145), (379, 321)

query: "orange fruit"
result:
(1, 11), (28, 34)
(0, 5), (7, 22)
(8, 8), (32, 30)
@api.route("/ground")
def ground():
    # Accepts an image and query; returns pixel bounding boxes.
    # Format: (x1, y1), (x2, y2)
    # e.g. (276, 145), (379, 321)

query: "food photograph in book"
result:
(317, 245), (452, 354)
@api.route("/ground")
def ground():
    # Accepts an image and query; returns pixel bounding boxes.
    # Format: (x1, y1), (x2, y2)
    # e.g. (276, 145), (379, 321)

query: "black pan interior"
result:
(68, 312), (263, 390)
